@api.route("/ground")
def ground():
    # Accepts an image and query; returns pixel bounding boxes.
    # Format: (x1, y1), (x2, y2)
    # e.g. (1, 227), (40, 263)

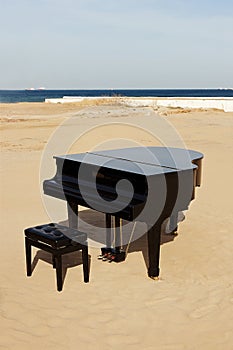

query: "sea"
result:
(0, 89), (233, 103)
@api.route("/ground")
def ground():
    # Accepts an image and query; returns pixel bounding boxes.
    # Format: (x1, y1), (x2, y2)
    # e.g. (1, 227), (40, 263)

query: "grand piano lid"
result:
(86, 147), (203, 170)
(54, 147), (202, 176)
(54, 152), (175, 176)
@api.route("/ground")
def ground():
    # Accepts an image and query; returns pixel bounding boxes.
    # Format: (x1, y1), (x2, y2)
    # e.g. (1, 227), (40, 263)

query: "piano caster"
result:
(149, 276), (160, 281)
(171, 229), (178, 236)
(148, 265), (160, 280)
(167, 226), (178, 235)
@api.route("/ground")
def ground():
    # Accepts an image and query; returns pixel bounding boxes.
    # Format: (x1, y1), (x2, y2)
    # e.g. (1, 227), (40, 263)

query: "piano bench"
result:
(24, 223), (89, 291)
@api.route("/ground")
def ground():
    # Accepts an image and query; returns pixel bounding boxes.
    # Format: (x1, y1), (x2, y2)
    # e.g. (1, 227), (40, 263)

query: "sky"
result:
(0, 0), (233, 89)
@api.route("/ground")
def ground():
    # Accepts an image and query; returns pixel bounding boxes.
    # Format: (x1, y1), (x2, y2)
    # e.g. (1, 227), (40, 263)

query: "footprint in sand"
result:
(189, 304), (218, 319)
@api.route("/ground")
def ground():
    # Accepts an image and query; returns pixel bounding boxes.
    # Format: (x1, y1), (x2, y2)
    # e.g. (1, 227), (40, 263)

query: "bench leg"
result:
(25, 237), (32, 276)
(82, 245), (89, 283)
(52, 255), (56, 268)
(55, 255), (63, 292)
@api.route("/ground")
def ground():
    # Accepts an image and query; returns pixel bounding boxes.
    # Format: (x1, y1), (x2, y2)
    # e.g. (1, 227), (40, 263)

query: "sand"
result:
(1, 102), (233, 350)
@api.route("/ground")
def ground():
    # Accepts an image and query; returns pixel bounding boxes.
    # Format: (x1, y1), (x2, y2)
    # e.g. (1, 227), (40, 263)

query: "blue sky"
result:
(1, 0), (233, 89)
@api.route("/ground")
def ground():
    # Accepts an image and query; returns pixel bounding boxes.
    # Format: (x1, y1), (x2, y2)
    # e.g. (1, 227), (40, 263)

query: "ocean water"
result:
(0, 89), (233, 103)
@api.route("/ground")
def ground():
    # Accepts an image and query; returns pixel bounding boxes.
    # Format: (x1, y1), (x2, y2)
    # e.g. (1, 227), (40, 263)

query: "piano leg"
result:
(168, 212), (178, 234)
(114, 217), (121, 254)
(147, 222), (162, 279)
(105, 214), (112, 248)
(67, 201), (78, 229)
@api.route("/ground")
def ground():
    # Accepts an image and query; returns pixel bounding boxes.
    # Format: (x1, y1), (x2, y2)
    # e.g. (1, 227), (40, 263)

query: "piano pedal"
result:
(102, 253), (112, 261)
(97, 254), (107, 260)
(98, 248), (114, 261)
(98, 248), (126, 263)
(108, 250), (126, 263)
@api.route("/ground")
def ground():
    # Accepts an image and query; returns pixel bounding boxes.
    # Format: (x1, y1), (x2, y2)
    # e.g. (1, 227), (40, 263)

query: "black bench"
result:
(24, 223), (89, 291)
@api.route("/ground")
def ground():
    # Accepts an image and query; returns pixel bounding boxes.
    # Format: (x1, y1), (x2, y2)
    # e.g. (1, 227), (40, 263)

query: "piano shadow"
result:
(59, 209), (178, 271)
(31, 250), (91, 287)
(122, 230), (177, 270)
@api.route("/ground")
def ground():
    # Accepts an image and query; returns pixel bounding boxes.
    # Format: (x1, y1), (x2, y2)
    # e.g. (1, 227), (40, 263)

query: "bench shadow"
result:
(31, 250), (91, 289)
(59, 208), (178, 271)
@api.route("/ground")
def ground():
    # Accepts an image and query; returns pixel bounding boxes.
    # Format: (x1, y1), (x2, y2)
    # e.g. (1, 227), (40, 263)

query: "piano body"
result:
(43, 147), (203, 279)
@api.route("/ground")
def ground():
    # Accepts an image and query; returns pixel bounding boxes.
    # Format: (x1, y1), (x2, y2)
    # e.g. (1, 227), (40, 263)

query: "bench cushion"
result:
(24, 223), (87, 248)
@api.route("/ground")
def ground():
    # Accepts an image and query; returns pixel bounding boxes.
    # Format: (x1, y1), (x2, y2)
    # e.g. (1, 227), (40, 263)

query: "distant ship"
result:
(219, 87), (233, 90)
(25, 87), (46, 91)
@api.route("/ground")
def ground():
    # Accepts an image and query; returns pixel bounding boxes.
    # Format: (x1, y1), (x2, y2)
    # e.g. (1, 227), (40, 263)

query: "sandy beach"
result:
(1, 102), (233, 350)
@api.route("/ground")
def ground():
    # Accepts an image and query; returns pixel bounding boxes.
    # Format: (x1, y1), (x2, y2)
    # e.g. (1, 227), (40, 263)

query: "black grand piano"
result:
(43, 146), (203, 279)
